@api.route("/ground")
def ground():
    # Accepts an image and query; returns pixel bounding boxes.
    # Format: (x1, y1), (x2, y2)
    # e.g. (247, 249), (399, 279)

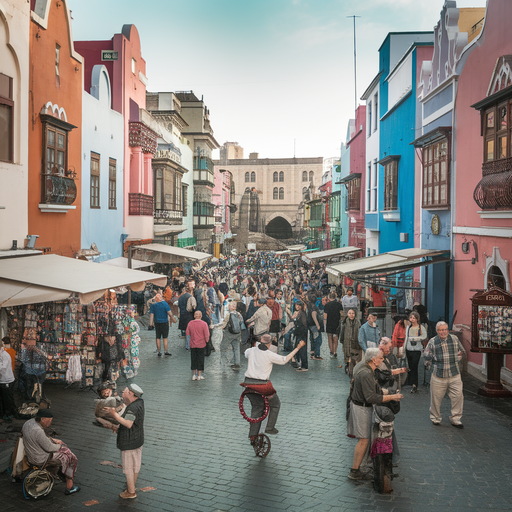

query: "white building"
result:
(0, 1), (30, 251)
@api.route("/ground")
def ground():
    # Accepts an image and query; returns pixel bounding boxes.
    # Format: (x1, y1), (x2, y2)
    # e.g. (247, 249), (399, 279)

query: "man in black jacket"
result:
(104, 383), (144, 499)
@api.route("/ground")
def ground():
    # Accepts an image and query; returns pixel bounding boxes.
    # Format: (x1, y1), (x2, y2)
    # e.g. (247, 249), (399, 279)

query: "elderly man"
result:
(246, 298), (272, 341)
(22, 409), (80, 494)
(347, 348), (403, 480)
(423, 321), (465, 428)
(186, 310), (210, 380)
(375, 337), (407, 392)
(358, 313), (381, 352)
(244, 334), (305, 437)
(104, 383), (145, 499)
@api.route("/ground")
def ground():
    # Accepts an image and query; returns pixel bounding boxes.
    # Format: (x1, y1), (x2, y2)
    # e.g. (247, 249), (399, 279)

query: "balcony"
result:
(154, 209), (183, 222)
(41, 174), (77, 205)
(193, 201), (215, 228)
(129, 121), (158, 154)
(193, 156), (215, 186)
(129, 193), (153, 216)
(177, 237), (197, 248)
(474, 157), (512, 211)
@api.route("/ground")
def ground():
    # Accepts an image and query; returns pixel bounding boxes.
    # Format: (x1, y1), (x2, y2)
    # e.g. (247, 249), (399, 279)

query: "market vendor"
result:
(93, 383), (125, 430)
(22, 409), (80, 495)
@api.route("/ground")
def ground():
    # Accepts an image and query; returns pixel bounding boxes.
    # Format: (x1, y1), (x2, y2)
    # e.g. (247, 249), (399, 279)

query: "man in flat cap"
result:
(246, 298), (272, 342)
(21, 409), (80, 494)
(104, 383), (144, 499)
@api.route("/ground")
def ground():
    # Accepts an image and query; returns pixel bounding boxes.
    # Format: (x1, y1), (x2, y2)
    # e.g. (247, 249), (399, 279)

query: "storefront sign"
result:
(101, 50), (118, 61)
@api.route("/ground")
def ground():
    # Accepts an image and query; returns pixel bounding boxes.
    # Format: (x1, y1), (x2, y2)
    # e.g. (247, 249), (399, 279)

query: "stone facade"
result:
(214, 152), (323, 242)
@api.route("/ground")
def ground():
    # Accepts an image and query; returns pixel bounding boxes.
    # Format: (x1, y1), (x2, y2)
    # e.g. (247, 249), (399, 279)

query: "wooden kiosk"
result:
(471, 287), (512, 397)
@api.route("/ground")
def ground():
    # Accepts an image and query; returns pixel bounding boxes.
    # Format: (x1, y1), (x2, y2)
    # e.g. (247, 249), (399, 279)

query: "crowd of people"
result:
(1, 250), (467, 497)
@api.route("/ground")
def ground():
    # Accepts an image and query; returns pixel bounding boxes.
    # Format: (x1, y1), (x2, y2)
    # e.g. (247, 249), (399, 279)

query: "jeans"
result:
(309, 326), (322, 357)
(283, 330), (294, 352)
(406, 350), (422, 387)
(231, 338), (241, 366)
(244, 377), (281, 437)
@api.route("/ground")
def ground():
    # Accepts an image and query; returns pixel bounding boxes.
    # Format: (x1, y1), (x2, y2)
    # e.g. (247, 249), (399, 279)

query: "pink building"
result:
(75, 25), (157, 245)
(453, 0), (512, 385)
(345, 105), (366, 251)
(212, 168), (235, 254)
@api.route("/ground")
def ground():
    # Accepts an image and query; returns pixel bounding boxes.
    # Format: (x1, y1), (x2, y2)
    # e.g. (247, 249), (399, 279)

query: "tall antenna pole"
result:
(347, 15), (360, 112)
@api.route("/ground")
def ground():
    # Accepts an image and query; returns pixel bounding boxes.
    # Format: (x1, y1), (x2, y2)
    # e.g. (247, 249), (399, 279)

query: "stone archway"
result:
(265, 216), (293, 239)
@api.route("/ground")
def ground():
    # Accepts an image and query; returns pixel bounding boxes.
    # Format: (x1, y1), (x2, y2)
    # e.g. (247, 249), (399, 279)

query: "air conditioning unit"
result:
(400, 232), (409, 243)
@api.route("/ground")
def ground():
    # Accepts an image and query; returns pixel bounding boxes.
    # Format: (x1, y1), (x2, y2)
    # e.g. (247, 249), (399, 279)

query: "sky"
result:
(68, 0), (487, 160)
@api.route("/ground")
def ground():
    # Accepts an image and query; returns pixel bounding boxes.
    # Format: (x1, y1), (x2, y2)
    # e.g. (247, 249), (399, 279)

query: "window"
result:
(109, 158), (116, 209)
(374, 93), (378, 131)
(309, 171), (314, 182)
(347, 177), (361, 210)
(273, 171), (278, 182)
(279, 187), (284, 200)
(279, 171), (284, 182)
(245, 172), (250, 182)
(302, 186), (308, 199)
(366, 163), (371, 211)
(90, 152), (100, 208)
(45, 125), (67, 175)
(131, 58), (136, 74)
(368, 101), (372, 136)
(366, 162), (378, 212)
(245, 187), (250, 193)
(182, 184), (188, 216)
(273, 187), (278, 200)
(302, 171), (307, 181)
(483, 102), (512, 162)
(155, 168), (163, 210)
(55, 44), (60, 85)
(250, 171), (255, 182)
(0, 73), (13, 163)
(383, 160), (398, 210)
(422, 139), (450, 208)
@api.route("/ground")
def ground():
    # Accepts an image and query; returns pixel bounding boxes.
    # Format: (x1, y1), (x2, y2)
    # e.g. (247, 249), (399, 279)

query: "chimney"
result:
(249, 152), (259, 160)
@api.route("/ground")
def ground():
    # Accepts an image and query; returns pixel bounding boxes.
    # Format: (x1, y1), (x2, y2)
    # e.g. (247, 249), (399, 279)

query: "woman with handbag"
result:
(404, 311), (428, 393)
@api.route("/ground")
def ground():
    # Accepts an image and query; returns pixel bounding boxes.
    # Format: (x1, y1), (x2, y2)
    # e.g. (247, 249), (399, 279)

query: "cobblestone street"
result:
(1, 323), (512, 512)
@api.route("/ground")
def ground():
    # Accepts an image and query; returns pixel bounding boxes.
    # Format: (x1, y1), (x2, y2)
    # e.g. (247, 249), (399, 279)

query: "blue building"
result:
(81, 65), (124, 261)
(377, 33), (434, 254)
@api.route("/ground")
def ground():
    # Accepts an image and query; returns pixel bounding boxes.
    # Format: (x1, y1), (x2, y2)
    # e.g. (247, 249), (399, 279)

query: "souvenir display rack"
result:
(5, 294), (140, 389)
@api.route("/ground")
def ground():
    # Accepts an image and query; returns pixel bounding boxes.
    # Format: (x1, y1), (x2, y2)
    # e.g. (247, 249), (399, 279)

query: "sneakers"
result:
(296, 368), (308, 372)
(265, 428), (279, 435)
(65, 485), (81, 495)
(164, 352), (172, 356)
(411, 385), (418, 394)
(192, 374), (197, 381)
(348, 469), (372, 481)
(197, 375), (205, 380)
(119, 490), (137, 499)
(157, 352), (162, 357)
(451, 422), (464, 429)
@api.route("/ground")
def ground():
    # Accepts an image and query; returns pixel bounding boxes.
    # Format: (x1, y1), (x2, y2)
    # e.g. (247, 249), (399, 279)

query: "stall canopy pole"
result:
(128, 245), (132, 305)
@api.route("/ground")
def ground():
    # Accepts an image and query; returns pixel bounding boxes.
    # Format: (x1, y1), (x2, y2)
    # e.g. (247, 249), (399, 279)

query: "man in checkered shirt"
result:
(423, 321), (465, 428)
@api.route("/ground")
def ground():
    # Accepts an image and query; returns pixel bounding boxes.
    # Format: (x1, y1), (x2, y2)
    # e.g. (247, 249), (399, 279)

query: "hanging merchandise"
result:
(7, 294), (140, 390)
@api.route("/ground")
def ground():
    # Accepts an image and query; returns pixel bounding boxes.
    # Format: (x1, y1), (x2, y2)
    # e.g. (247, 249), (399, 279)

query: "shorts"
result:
(155, 322), (169, 339)
(121, 446), (143, 474)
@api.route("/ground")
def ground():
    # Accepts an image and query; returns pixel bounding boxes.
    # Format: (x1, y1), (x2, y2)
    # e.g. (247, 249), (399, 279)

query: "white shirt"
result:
(0, 348), (14, 384)
(244, 344), (288, 381)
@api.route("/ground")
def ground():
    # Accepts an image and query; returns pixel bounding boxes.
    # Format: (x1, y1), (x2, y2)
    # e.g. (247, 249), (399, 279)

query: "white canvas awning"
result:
(327, 248), (449, 277)
(306, 246), (362, 261)
(153, 224), (186, 236)
(0, 254), (167, 307)
(100, 257), (153, 270)
(130, 243), (211, 264)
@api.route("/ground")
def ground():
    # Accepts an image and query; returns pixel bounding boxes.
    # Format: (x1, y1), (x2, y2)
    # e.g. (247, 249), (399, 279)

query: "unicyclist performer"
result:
(243, 334), (305, 438)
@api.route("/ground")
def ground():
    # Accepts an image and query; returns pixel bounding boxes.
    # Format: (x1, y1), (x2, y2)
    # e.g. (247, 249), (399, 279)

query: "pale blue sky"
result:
(68, 0), (487, 159)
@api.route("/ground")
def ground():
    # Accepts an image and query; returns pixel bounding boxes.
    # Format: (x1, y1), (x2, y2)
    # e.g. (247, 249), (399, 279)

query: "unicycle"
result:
(239, 381), (276, 458)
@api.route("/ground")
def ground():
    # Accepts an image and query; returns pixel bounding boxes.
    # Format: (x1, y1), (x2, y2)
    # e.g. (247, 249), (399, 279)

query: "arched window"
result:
(309, 171), (314, 182)
(279, 171), (284, 182)
(273, 171), (278, 182)
(273, 187), (278, 200)
(251, 171), (256, 182)
(279, 187), (284, 200)
(302, 186), (308, 199)
(302, 171), (307, 181)
(245, 172), (249, 182)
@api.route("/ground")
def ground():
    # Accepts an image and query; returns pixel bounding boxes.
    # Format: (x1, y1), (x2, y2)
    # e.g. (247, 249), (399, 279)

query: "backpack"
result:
(228, 312), (241, 334)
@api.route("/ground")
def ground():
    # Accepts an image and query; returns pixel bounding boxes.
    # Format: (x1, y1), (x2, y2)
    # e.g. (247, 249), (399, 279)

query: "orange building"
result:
(28, 0), (83, 256)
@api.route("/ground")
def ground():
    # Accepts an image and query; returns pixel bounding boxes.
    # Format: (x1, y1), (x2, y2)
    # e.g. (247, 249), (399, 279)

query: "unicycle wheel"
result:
(250, 434), (271, 458)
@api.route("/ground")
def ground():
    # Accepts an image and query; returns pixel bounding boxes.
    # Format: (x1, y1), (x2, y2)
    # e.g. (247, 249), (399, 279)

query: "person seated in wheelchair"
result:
(243, 334), (305, 438)
(21, 409), (80, 495)
(93, 383), (125, 430)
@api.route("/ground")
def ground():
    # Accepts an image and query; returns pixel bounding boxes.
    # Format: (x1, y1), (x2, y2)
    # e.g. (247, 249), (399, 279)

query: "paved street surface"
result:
(1, 322), (512, 512)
